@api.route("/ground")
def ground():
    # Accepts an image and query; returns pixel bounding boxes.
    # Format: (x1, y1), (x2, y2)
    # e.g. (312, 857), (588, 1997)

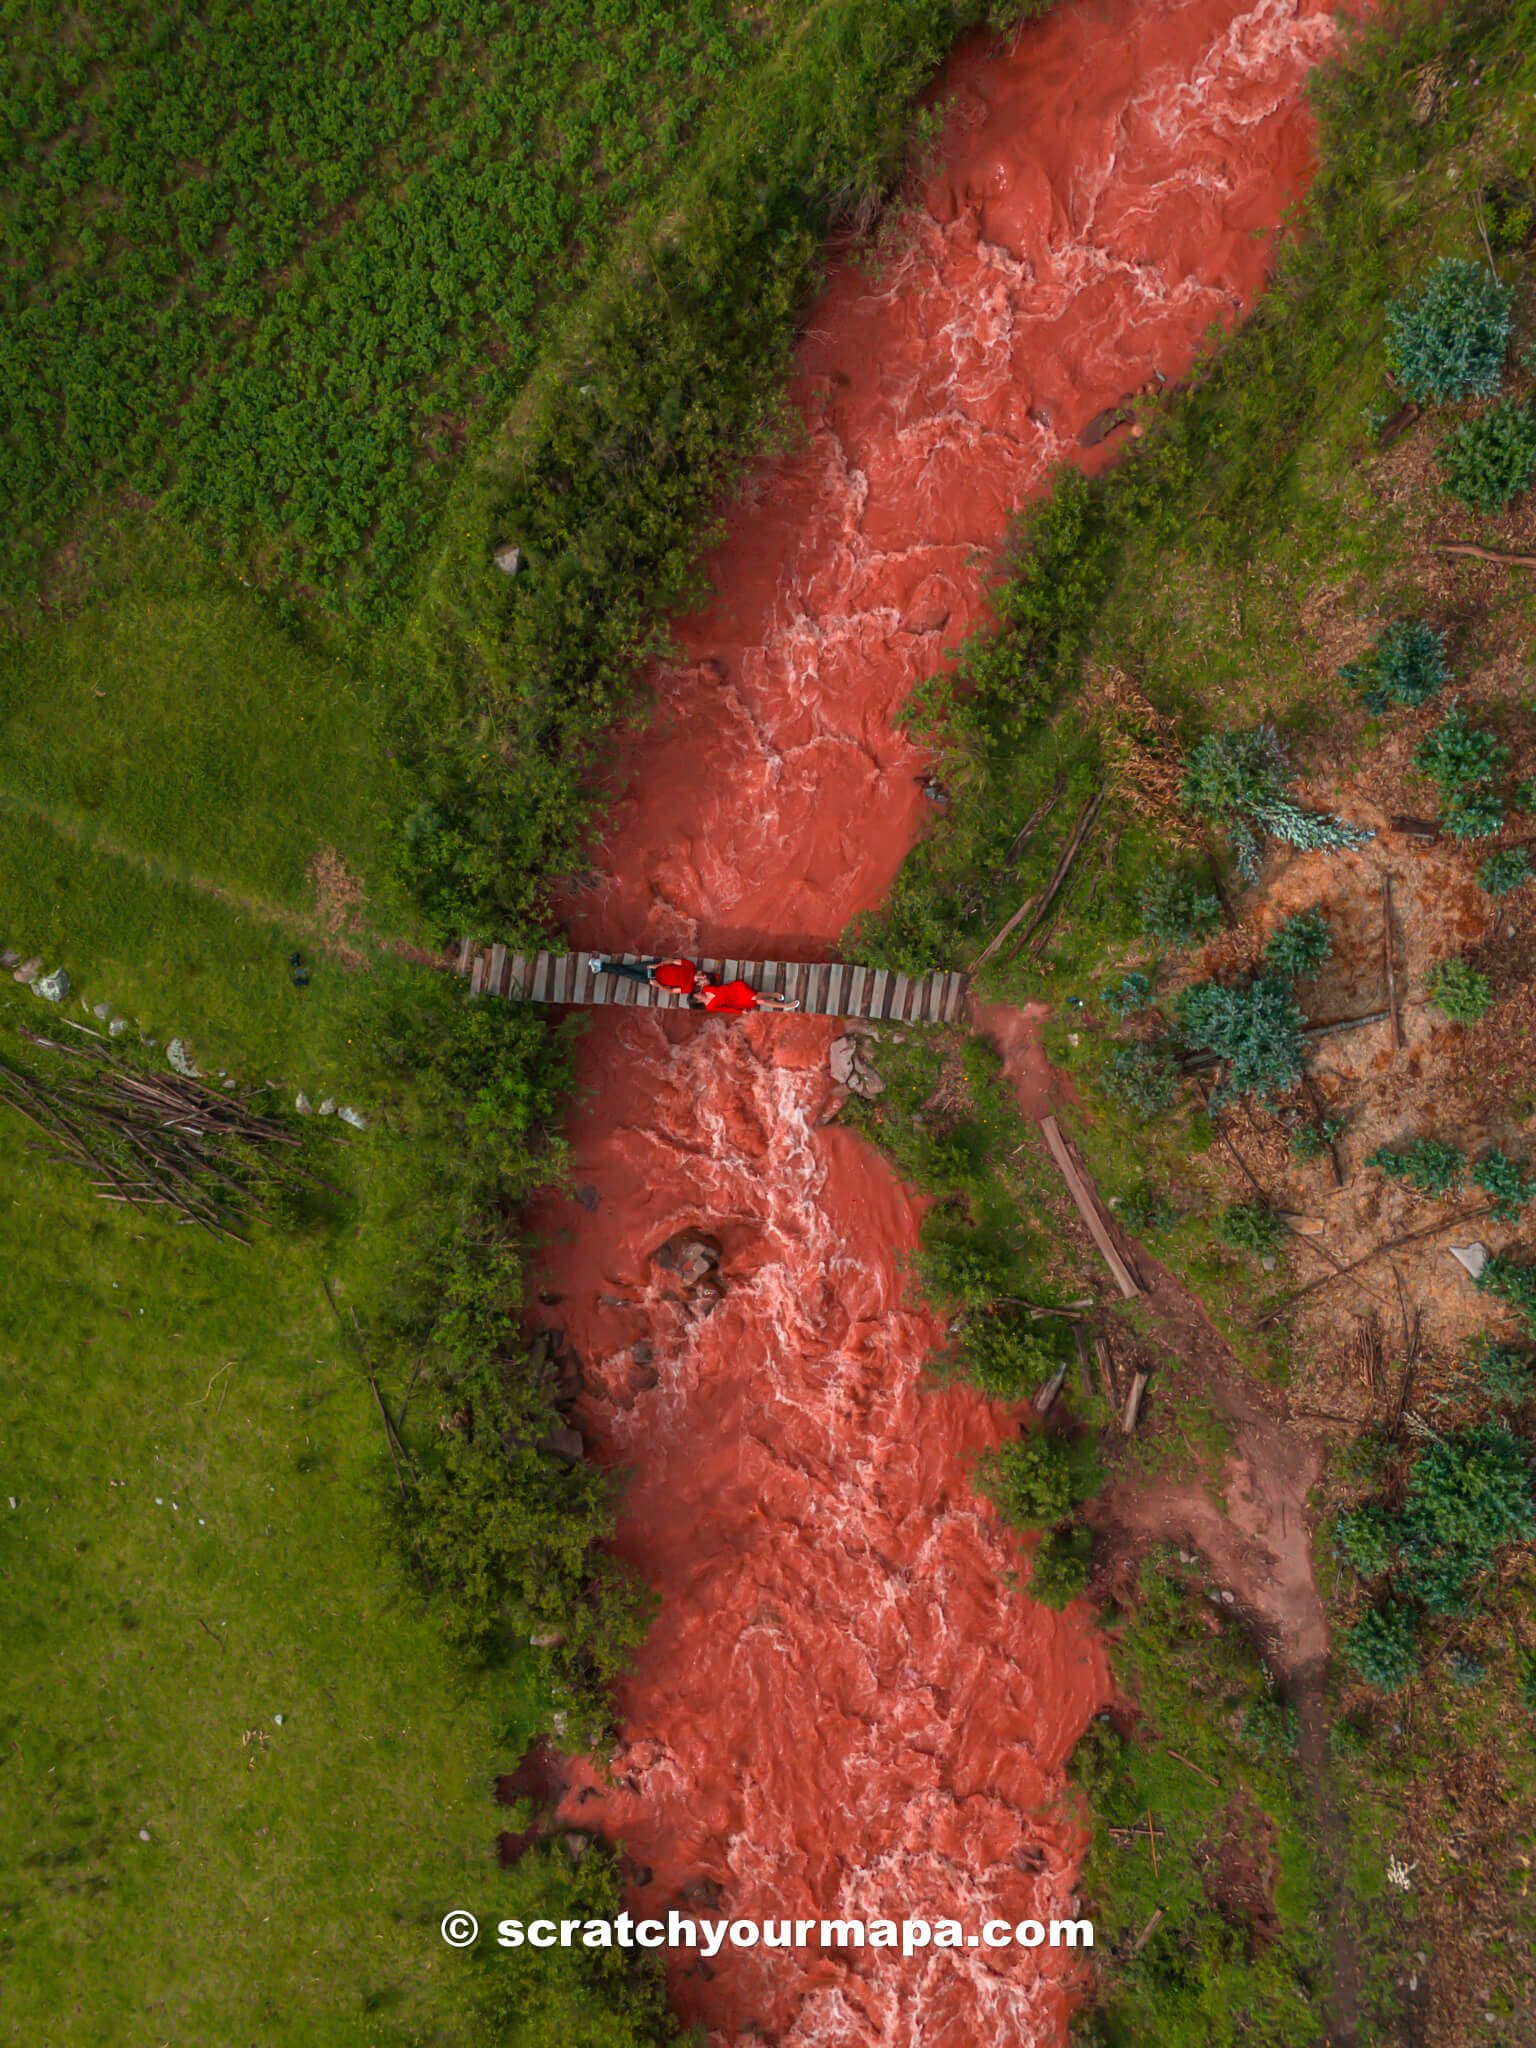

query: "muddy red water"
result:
(535, 2), (1343, 2041)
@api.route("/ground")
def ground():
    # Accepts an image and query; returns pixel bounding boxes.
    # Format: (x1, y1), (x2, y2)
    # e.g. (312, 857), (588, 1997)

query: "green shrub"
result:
(1177, 974), (1306, 1105)
(1477, 1252), (1536, 1337)
(1426, 956), (1493, 1023)
(1384, 257), (1512, 402)
(917, 1230), (1021, 1312)
(1214, 1202), (1288, 1259)
(1101, 1041), (1180, 1120)
(1471, 1340), (1533, 1404)
(978, 1429), (1092, 1530)
(1473, 1148), (1534, 1222)
(1290, 1116), (1343, 1163)
(1336, 1505), (1398, 1578)
(1104, 970), (1153, 1017)
(1140, 867), (1223, 947)
(1478, 847), (1532, 896)
(1367, 1137), (1466, 1197)
(1444, 787), (1508, 840)
(1515, 777), (1536, 814)
(1030, 1525), (1092, 1609)
(1120, 1181), (1175, 1234)
(1437, 397), (1536, 513)
(1339, 619), (1448, 712)
(1344, 1602), (1420, 1692)
(958, 1314), (1069, 1401)
(1264, 907), (1332, 980)
(1242, 1685), (1299, 1755)
(1447, 1652), (1487, 1687)
(1413, 700), (1510, 793)
(1404, 1423), (1536, 1559)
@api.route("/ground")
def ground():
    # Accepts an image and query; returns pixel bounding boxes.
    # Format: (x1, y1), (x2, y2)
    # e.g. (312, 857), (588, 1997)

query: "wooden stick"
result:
(1435, 542), (1536, 569)
(998, 790), (1106, 969)
(1258, 1205), (1497, 1323)
(1033, 1363), (1069, 1416)
(1002, 782), (1064, 869)
(1130, 1908), (1165, 1956)
(1166, 1748), (1219, 1788)
(368, 1375), (411, 1503)
(1146, 1808), (1159, 1879)
(1382, 874), (1401, 1056)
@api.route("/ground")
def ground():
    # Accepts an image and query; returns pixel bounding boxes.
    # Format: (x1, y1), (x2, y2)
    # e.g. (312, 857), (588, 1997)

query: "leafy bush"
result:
(1515, 777), (1536, 814)
(978, 1429), (1094, 1530)
(1384, 256), (1512, 402)
(1478, 847), (1533, 895)
(1471, 1340), (1533, 1404)
(1344, 1602), (1420, 1692)
(1426, 956), (1493, 1023)
(1264, 907), (1332, 980)
(1336, 1505), (1397, 1579)
(1183, 725), (1371, 881)
(1413, 700), (1510, 792)
(1477, 1252), (1536, 1337)
(1339, 619), (1448, 712)
(1177, 974), (1306, 1105)
(1367, 1137), (1466, 1197)
(1443, 788), (1508, 840)
(917, 1229), (1023, 1312)
(1120, 1181), (1175, 1234)
(958, 1313), (1069, 1401)
(1473, 1148), (1535, 1222)
(1102, 1041), (1180, 1120)
(1140, 867), (1222, 947)
(1242, 1686), (1299, 1755)
(1447, 1652), (1487, 1688)
(1437, 397), (1536, 513)
(1030, 1526), (1092, 1609)
(1404, 1423), (1536, 1559)
(1104, 970), (1153, 1017)
(1214, 1202), (1288, 1258)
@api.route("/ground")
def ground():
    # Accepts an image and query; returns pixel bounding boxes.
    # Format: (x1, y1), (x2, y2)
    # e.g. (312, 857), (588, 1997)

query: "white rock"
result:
(34, 967), (70, 1002)
(294, 1092), (313, 1115)
(166, 1039), (200, 1078)
(108, 1018), (127, 1037)
(317, 1098), (336, 1117)
(337, 1105), (367, 1131)
(1450, 1242), (1489, 1280)
(829, 1037), (859, 1086)
(93, 1001), (112, 1021)
(493, 543), (523, 575)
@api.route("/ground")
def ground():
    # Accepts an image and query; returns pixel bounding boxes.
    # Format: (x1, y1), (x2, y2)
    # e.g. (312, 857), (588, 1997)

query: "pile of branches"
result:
(0, 1027), (322, 1242)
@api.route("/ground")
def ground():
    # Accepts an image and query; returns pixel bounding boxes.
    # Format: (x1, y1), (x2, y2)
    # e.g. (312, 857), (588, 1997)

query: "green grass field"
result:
(0, 1120), (532, 2047)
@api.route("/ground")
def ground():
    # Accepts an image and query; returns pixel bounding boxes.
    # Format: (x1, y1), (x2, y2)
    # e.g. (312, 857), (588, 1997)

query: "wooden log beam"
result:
(1039, 1114), (1145, 1299)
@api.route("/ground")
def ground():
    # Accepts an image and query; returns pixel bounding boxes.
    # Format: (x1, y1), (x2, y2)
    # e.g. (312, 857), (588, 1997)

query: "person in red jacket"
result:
(690, 977), (798, 1014)
(589, 954), (704, 997)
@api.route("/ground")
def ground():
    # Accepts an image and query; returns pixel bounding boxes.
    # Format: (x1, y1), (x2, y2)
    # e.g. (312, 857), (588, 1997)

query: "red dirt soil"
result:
(535, 3), (1345, 2041)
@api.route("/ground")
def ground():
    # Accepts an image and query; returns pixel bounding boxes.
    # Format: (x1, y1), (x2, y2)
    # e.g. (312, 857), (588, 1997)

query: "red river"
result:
(533, 1), (1342, 2040)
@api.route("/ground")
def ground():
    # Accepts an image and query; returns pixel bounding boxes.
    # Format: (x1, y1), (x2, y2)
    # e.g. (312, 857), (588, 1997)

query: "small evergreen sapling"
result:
(1473, 1148), (1535, 1222)
(1367, 1137), (1467, 1197)
(1215, 1202), (1287, 1258)
(1344, 1601), (1420, 1692)
(1102, 1041), (1179, 1120)
(1478, 847), (1532, 896)
(1412, 700), (1510, 792)
(1426, 957), (1493, 1023)
(1384, 257), (1512, 402)
(1437, 397), (1536, 513)
(1264, 907), (1332, 980)
(1339, 619), (1448, 713)
(1177, 974), (1306, 1105)
(1477, 1253), (1536, 1338)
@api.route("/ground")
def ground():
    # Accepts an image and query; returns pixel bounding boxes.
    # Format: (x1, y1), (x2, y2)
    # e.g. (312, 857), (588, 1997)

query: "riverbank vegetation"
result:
(850, 0), (1536, 2038)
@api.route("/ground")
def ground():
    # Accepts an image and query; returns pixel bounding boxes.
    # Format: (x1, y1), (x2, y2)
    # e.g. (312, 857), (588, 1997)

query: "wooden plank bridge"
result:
(454, 943), (968, 1025)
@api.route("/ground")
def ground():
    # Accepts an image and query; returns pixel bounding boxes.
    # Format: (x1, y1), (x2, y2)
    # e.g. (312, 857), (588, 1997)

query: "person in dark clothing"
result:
(589, 955), (703, 996)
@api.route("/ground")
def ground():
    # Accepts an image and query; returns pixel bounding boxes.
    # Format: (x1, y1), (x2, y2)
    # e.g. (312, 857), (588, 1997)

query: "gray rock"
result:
(829, 1036), (859, 1086)
(108, 1018), (127, 1038)
(493, 543), (523, 576)
(166, 1038), (200, 1078)
(1450, 1242), (1490, 1280)
(34, 968), (70, 1002)
(294, 1092), (313, 1116)
(317, 1098), (336, 1117)
(0, 949), (18, 969)
(12, 957), (41, 985)
(93, 1001), (112, 1021)
(540, 1425), (585, 1465)
(337, 1105), (367, 1131)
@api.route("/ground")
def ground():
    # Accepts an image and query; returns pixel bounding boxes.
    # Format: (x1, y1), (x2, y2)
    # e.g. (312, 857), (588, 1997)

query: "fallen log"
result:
(1121, 1369), (1150, 1435)
(1382, 874), (1401, 1057)
(973, 789), (1104, 971)
(1039, 1114), (1145, 1299)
